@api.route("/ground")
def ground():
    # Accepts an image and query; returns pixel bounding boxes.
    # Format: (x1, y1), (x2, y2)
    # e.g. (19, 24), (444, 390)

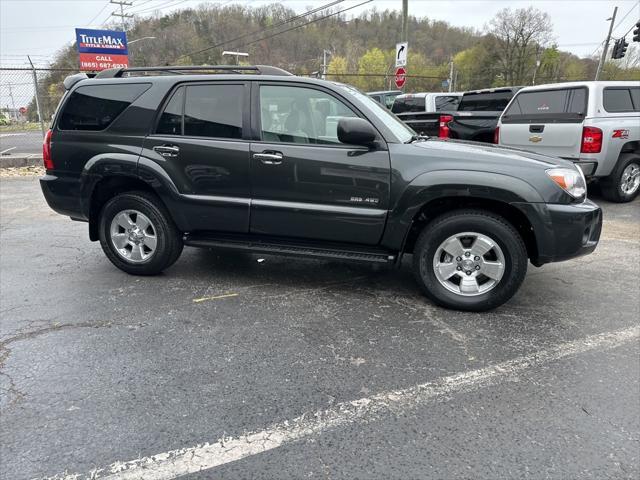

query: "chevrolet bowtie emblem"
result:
(529, 135), (543, 143)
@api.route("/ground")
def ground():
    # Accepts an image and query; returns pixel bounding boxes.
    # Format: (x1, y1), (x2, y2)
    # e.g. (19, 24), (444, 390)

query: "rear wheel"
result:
(412, 210), (528, 311)
(601, 153), (640, 203)
(99, 191), (183, 275)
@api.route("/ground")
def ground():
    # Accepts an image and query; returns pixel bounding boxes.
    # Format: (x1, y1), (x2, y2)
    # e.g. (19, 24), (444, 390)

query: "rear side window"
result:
(58, 83), (150, 131)
(392, 96), (425, 114)
(157, 87), (184, 135)
(184, 84), (243, 139)
(435, 95), (461, 111)
(458, 91), (514, 112)
(502, 87), (587, 123)
(603, 87), (639, 112)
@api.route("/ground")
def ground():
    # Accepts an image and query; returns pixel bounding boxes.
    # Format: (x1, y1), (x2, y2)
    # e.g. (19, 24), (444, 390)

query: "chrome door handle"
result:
(253, 152), (283, 165)
(153, 145), (180, 157)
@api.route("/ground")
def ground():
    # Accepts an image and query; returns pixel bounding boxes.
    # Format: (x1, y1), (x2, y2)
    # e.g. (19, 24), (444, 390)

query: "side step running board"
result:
(184, 234), (396, 264)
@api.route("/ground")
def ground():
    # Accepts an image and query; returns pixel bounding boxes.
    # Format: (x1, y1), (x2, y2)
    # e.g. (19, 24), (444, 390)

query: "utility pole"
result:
(27, 56), (46, 137)
(321, 49), (331, 80)
(595, 6), (617, 81)
(401, 0), (408, 44)
(110, 0), (133, 32)
(448, 58), (454, 92)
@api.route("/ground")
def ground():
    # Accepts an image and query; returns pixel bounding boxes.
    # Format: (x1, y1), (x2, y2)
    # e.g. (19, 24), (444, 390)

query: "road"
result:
(0, 130), (44, 155)
(1, 176), (638, 479)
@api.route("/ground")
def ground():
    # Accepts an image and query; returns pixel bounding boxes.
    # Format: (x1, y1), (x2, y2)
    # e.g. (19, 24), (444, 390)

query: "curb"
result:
(0, 155), (43, 168)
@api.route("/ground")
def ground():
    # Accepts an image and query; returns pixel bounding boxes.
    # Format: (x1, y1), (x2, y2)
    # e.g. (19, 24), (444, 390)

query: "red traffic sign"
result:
(395, 67), (406, 89)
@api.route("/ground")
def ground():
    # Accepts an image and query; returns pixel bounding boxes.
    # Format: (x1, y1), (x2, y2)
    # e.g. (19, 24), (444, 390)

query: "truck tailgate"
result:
(500, 123), (583, 159)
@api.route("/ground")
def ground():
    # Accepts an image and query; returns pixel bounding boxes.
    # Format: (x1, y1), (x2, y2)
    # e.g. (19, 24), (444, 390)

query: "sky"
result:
(1, 0), (639, 67)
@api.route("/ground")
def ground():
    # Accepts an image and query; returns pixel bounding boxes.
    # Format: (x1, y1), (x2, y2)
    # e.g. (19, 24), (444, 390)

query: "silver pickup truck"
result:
(497, 81), (640, 202)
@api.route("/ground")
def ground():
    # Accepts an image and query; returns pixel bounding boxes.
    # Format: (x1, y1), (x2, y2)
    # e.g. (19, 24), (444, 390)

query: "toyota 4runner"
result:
(40, 65), (602, 311)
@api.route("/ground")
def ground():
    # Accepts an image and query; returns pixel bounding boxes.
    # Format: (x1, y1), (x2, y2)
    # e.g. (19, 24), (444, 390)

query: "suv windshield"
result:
(335, 83), (414, 142)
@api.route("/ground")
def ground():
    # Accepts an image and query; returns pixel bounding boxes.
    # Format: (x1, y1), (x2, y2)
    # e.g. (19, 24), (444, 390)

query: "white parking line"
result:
(43, 325), (639, 480)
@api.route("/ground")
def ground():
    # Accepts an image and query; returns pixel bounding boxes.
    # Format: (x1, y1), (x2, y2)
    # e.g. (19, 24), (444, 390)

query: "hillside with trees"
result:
(33, 3), (639, 119)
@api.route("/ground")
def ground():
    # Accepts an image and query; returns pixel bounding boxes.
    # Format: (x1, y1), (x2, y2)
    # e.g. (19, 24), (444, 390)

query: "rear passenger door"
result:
(142, 82), (251, 233)
(500, 87), (587, 159)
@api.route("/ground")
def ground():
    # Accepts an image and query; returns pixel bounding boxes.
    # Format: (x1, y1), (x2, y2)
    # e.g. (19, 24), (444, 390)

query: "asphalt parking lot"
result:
(1, 174), (639, 480)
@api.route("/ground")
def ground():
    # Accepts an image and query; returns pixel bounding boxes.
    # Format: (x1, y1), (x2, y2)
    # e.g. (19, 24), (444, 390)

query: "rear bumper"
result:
(40, 173), (86, 220)
(513, 199), (602, 266)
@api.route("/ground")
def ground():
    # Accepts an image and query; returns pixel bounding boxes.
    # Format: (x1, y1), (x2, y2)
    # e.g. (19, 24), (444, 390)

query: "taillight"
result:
(439, 114), (453, 138)
(493, 126), (500, 144)
(43, 129), (53, 170)
(581, 126), (602, 154)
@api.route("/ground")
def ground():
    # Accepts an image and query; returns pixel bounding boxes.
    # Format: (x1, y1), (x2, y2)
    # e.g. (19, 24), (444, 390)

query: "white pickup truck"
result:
(497, 81), (640, 202)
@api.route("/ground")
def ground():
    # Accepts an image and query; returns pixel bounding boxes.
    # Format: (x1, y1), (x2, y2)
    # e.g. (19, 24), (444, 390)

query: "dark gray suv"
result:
(40, 65), (602, 311)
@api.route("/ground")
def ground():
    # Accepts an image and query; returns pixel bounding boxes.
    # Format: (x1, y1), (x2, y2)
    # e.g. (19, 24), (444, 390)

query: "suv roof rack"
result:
(94, 65), (293, 79)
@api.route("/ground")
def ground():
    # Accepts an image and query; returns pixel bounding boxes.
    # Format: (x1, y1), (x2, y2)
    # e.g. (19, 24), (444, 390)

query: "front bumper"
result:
(514, 199), (602, 266)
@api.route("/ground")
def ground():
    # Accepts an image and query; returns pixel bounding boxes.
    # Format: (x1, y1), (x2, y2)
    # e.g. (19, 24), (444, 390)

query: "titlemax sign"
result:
(75, 28), (128, 71)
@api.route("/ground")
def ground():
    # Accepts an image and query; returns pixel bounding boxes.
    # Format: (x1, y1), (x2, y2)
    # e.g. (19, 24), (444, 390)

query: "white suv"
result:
(497, 81), (640, 202)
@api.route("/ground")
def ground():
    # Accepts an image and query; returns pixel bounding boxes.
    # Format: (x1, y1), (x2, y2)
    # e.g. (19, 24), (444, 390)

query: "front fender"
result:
(381, 170), (545, 250)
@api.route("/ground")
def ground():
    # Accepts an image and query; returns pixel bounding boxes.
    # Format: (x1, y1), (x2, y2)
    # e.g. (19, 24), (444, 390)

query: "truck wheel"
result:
(99, 191), (183, 275)
(601, 153), (640, 203)
(412, 210), (528, 312)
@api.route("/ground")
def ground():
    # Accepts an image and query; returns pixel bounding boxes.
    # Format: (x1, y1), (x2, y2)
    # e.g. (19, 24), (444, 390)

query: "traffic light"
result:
(633, 21), (640, 43)
(611, 38), (629, 59)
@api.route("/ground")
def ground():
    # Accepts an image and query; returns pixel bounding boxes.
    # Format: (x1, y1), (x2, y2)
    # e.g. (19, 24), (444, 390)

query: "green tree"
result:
(357, 48), (389, 91)
(327, 55), (349, 83)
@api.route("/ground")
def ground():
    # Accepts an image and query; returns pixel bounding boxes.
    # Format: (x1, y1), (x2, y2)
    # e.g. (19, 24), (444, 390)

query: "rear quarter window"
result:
(435, 95), (461, 111)
(58, 83), (150, 131)
(603, 87), (639, 112)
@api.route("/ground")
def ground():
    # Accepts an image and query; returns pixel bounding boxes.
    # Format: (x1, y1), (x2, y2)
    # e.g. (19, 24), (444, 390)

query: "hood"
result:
(411, 138), (574, 170)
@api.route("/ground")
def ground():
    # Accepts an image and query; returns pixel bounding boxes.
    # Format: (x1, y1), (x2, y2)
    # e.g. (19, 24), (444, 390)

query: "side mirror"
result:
(337, 117), (377, 147)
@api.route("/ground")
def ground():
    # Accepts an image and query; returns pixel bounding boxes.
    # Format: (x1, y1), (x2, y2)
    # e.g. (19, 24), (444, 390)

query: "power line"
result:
(174, 0), (344, 62)
(236, 0), (372, 50)
(86, 1), (111, 25)
(612, 1), (640, 33)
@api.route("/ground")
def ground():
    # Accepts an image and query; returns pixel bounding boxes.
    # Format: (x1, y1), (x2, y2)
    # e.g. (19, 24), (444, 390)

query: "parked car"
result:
(391, 92), (463, 113)
(398, 87), (520, 140)
(391, 92), (462, 134)
(497, 81), (640, 202)
(367, 90), (402, 109)
(40, 65), (602, 311)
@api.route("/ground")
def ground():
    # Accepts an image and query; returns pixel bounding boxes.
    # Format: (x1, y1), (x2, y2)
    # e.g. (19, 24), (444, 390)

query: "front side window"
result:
(183, 84), (243, 139)
(58, 83), (150, 131)
(259, 85), (358, 144)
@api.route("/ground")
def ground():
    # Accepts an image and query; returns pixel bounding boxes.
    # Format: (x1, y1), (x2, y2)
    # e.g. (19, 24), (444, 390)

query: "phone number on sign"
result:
(80, 61), (128, 69)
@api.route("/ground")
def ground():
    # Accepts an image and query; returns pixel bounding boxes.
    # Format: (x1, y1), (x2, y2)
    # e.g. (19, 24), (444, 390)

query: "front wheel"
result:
(412, 210), (528, 312)
(99, 191), (183, 275)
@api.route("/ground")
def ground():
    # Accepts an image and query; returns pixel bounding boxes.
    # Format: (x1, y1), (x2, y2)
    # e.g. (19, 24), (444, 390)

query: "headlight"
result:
(546, 167), (587, 199)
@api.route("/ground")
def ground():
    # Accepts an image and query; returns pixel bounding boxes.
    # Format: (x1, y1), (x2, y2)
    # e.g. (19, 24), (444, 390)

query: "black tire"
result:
(600, 153), (640, 203)
(98, 191), (183, 275)
(412, 209), (528, 312)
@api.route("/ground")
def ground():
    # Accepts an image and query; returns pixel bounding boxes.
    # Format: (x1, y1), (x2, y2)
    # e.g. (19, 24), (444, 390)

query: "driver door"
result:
(249, 83), (391, 245)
